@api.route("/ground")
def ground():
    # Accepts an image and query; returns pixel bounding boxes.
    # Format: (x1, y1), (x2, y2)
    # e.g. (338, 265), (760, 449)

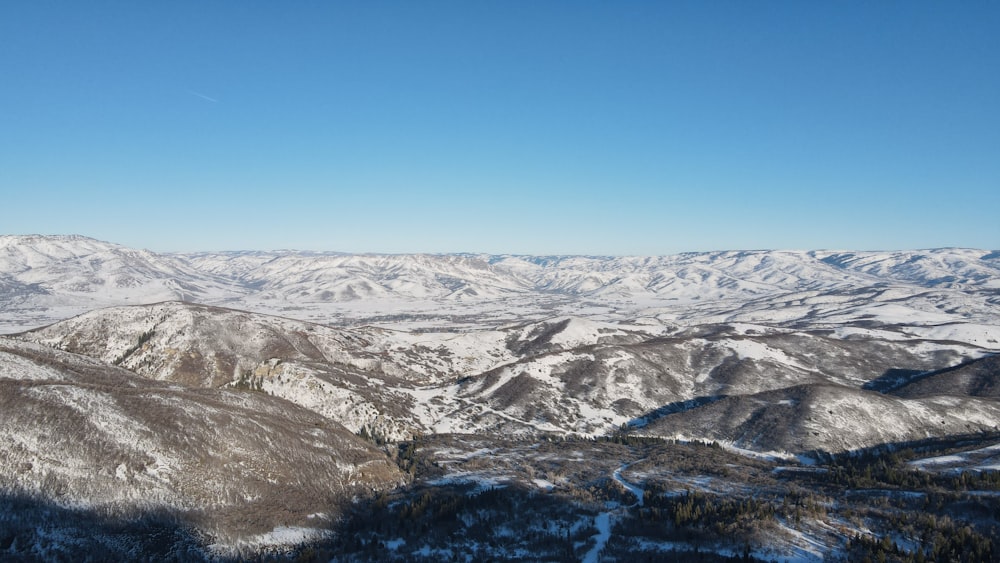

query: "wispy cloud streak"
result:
(187, 90), (219, 103)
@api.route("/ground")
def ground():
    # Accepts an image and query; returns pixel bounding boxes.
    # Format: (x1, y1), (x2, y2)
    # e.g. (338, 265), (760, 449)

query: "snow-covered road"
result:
(583, 461), (646, 562)
(613, 462), (644, 507)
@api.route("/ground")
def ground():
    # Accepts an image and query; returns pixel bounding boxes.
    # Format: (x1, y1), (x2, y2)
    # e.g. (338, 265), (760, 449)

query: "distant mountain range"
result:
(2, 234), (999, 558)
(3, 234), (999, 333)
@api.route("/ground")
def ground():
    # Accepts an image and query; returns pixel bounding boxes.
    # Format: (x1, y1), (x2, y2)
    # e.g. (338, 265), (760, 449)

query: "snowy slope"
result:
(23, 301), (456, 440)
(0, 336), (403, 553)
(641, 383), (1000, 456)
(816, 248), (1000, 289)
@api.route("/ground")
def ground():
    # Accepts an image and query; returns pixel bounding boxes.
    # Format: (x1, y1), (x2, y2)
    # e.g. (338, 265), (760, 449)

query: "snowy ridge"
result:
(20, 300), (998, 453)
(2, 236), (999, 333)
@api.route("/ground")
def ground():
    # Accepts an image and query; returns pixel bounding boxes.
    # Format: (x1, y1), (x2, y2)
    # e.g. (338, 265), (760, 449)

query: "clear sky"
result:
(2, 2), (998, 255)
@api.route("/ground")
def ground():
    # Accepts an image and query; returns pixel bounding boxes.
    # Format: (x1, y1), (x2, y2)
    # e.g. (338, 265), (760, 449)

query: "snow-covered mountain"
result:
(3, 235), (999, 333)
(183, 250), (525, 301)
(0, 235), (242, 333)
(3, 235), (1000, 559)
(6, 235), (999, 449)
(21, 300), (998, 454)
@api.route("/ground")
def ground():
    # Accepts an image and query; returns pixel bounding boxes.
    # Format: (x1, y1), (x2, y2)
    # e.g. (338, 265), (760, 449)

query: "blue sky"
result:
(2, 2), (998, 255)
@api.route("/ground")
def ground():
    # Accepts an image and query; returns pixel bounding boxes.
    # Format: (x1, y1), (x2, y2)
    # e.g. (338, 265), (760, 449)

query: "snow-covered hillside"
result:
(5, 235), (999, 450)
(641, 383), (1000, 458)
(2, 235), (999, 333)
(0, 336), (403, 555)
(21, 300), (998, 453)
(0, 235), (241, 332)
